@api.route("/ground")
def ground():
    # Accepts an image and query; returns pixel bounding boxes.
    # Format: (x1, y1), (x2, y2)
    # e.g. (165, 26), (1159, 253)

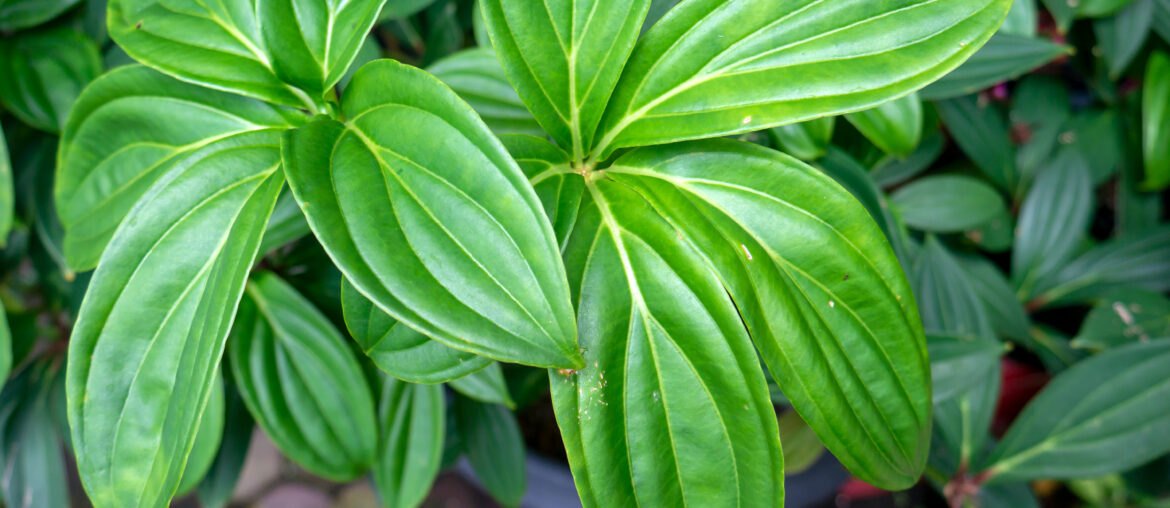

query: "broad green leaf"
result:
(930, 362), (1000, 474)
(0, 0), (81, 30)
(228, 272), (378, 481)
(817, 147), (910, 265)
(591, 0), (1012, 159)
(871, 129), (945, 188)
(259, 188), (310, 254)
(0, 123), (11, 248)
(66, 131), (284, 508)
(1143, 51), (1170, 190)
(936, 96), (1018, 191)
(481, 0), (651, 160)
(175, 374), (224, 495)
(379, 0), (434, 20)
(501, 133), (584, 248)
(373, 376), (444, 508)
(455, 398), (526, 507)
(912, 236), (996, 341)
(928, 334), (1004, 404)
(282, 60), (581, 369)
(341, 277), (491, 383)
(1058, 110), (1123, 183)
(0, 362), (69, 508)
(108, 0), (387, 109)
(1094, 0), (1153, 78)
(845, 93), (924, 157)
(769, 117), (835, 162)
(920, 34), (1067, 100)
(1072, 289), (1170, 351)
(604, 140), (929, 490)
(1079, 0), (1137, 16)
(891, 175), (1006, 233)
(1012, 149), (1094, 299)
(56, 65), (301, 272)
(196, 377), (253, 508)
(1001, 0), (1038, 36)
(428, 49), (543, 138)
(778, 411), (825, 475)
(968, 208), (1015, 253)
(982, 339), (1170, 482)
(448, 363), (514, 408)
(961, 255), (1031, 342)
(1012, 75), (1070, 177)
(0, 27), (101, 133)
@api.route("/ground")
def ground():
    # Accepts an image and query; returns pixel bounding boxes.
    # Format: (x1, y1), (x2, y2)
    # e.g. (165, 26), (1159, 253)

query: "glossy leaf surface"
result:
(428, 49), (543, 137)
(373, 376), (444, 508)
(919, 33), (1067, 100)
(283, 60), (581, 369)
(229, 272), (378, 481)
(770, 117), (835, 161)
(1144, 51), (1170, 189)
(592, 0), (1012, 158)
(481, 0), (650, 159)
(891, 175), (1006, 233)
(56, 65), (301, 271)
(66, 131), (284, 508)
(845, 93), (923, 156)
(501, 133), (584, 248)
(0, 27), (101, 133)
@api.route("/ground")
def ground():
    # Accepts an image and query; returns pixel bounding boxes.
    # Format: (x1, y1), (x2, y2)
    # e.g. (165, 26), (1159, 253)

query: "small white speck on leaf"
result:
(829, 300), (835, 308)
(742, 116), (752, 124)
(741, 244), (753, 260)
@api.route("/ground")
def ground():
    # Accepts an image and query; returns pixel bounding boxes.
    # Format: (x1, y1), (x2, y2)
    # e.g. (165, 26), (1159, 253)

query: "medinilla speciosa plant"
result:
(58, 0), (1012, 506)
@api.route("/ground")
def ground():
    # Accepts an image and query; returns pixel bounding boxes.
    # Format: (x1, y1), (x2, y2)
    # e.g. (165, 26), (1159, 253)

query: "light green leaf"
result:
(936, 95), (1018, 191)
(592, 0), (1012, 159)
(196, 377), (253, 508)
(175, 373), (224, 495)
(65, 131), (284, 508)
(373, 376), (444, 508)
(0, 123), (11, 248)
(341, 277), (491, 383)
(1094, 0), (1153, 78)
(1012, 150), (1094, 300)
(912, 236), (997, 341)
(229, 272), (378, 481)
(108, 0), (387, 109)
(603, 139), (930, 490)
(928, 334), (1004, 404)
(501, 133), (584, 249)
(56, 65), (301, 272)
(845, 93), (924, 157)
(1072, 289), (1170, 351)
(0, 27), (102, 133)
(769, 117), (835, 162)
(1143, 51), (1170, 190)
(481, 0), (651, 161)
(282, 60), (581, 369)
(448, 363), (514, 408)
(1001, 0), (1038, 36)
(428, 48), (543, 138)
(0, 0), (81, 30)
(920, 33), (1068, 100)
(778, 411), (825, 475)
(982, 339), (1170, 482)
(891, 175), (1006, 233)
(455, 398), (526, 507)
(871, 129), (945, 188)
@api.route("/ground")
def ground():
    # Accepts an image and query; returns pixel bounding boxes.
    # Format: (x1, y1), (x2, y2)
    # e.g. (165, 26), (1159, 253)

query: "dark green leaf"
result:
(930, 364), (1000, 475)
(1041, 0), (1078, 30)
(56, 65), (301, 271)
(1079, 0), (1136, 17)
(481, 0), (650, 160)
(936, 95), (1018, 191)
(912, 236), (996, 340)
(229, 272), (378, 481)
(592, 0), (1012, 159)
(982, 339), (1170, 482)
(379, 0), (435, 20)
(448, 363), (514, 408)
(968, 208), (1015, 252)
(455, 398), (526, 507)
(66, 131), (284, 507)
(0, 27), (102, 133)
(604, 140), (929, 490)
(0, 362), (69, 508)
(1011, 75), (1070, 177)
(428, 49), (543, 138)
(196, 376), (254, 508)
(928, 334), (1004, 404)
(872, 129), (945, 188)
(920, 33), (1068, 100)
(1093, 0), (1153, 78)
(0, 306), (8, 389)
(1072, 289), (1170, 351)
(282, 60), (582, 369)
(259, 188), (310, 254)
(339, 35), (383, 92)
(1143, 51), (1170, 189)
(769, 117), (835, 162)
(960, 255), (1031, 342)
(778, 411), (825, 475)
(1001, 0), (1038, 36)
(845, 93), (924, 157)
(1032, 230), (1170, 309)
(1012, 149), (1094, 300)
(0, 0), (81, 30)
(891, 175), (1006, 233)
(1057, 110), (1123, 183)
(373, 376), (444, 508)
(30, 138), (68, 276)
(1156, 0), (1170, 42)
(176, 373), (225, 495)
(501, 133), (584, 248)
(420, 0), (462, 66)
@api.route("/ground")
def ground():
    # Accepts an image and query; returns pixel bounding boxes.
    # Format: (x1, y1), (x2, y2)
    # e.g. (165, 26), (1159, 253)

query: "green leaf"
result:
(1072, 289), (1170, 351)
(501, 133), (584, 249)
(0, 123), (11, 248)
(817, 147), (911, 265)
(373, 376), (444, 508)
(912, 236), (997, 341)
(602, 139), (930, 490)
(29, 137), (69, 275)
(0, 0), (81, 30)
(341, 277), (491, 383)
(455, 398), (526, 507)
(778, 410), (825, 475)
(845, 93), (924, 157)
(920, 33), (1068, 100)
(448, 363), (515, 408)
(1143, 51), (1170, 190)
(891, 175), (1006, 233)
(420, 0), (462, 66)
(379, 0), (435, 20)
(0, 362), (69, 508)
(1012, 75), (1070, 177)
(1079, 0), (1137, 17)
(108, 0), (387, 109)
(282, 60), (582, 369)
(481, 0), (651, 161)
(960, 255), (1031, 342)
(259, 188), (310, 254)
(428, 48), (543, 137)
(176, 373), (225, 495)
(56, 65), (301, 272)
(1058, 110), (1123, 183)
(1041, 0), (1078, 30)
(982, 339), (1170, 482)
(339, 35), (383, 92)
(1093, 0), (1153, 78)
(930, 362), (1000, 474)
(1156, 0), (1170, 42)
(0, 306), (9, 390)
(871, 129), (945, 188)
(1001, 0), (1038, 36)
(968, 209), (1015, 253)
(936, 96), (1018, 191)
(196, 376), (253, 508)
(228, 272), (378, 481)
(769, 117), (835, 161)
(928, 333), (1004, 404)
(592, 0), (1012, 159)
(65, 131), (284, 508)
(0, 27), (102, 133)
(1012, 149), (1094, 299)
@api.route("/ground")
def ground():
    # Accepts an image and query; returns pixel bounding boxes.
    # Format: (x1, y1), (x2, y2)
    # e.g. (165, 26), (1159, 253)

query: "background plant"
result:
(0, 1), (1166, 508)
